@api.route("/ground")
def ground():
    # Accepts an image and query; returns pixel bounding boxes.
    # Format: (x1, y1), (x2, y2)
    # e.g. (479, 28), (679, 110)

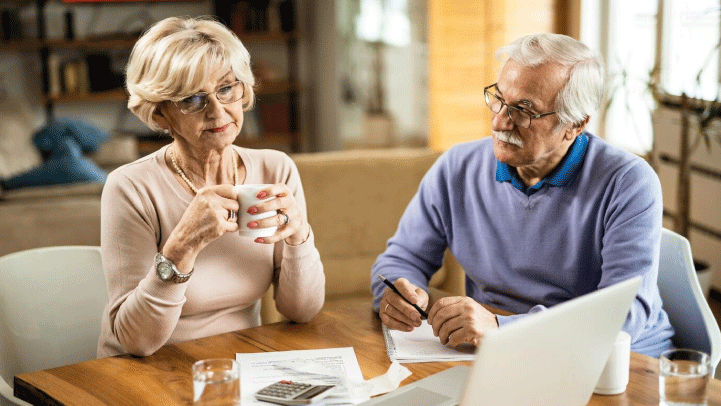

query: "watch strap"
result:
(155, 252), (193, 283)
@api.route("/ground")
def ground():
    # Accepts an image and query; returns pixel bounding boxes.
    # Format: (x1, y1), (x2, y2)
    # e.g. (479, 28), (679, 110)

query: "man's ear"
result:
(564, 115), (590, 140)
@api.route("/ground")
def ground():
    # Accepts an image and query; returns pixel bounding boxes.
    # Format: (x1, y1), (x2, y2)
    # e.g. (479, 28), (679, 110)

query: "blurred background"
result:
(0, 0), (720, 295)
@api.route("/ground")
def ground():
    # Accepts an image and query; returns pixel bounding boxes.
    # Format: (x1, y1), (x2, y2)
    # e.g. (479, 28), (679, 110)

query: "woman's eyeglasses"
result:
(173, 81), (244, 114)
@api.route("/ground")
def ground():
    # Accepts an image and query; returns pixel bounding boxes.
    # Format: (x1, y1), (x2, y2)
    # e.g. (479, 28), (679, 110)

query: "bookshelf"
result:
(1, 0), (303, 153)
(213, 0), (302, 153)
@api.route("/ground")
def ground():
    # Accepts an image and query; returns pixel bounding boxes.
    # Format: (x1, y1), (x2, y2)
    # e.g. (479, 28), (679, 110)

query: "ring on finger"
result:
(227, 210), (236, 221)
(384, 303), (390, 313)
(280, 212), (290, 226)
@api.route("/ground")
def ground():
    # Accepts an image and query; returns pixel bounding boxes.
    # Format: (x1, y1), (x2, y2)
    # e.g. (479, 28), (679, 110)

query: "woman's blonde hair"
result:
(126, 16), (255, 131)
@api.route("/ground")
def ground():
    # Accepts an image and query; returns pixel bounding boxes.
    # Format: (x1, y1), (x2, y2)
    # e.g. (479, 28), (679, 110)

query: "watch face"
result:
(157, 262), (175, 281)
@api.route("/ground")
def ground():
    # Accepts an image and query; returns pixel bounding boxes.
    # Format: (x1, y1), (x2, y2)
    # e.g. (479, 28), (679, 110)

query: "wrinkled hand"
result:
(163, 184), (239, 268)
(244, 183), (310, 246)
(379, 278), (429, 332)
(427, 296), (498, 347)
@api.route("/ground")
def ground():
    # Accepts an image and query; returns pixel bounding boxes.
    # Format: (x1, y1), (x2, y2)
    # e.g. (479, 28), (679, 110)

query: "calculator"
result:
(254, 380), (336, 405)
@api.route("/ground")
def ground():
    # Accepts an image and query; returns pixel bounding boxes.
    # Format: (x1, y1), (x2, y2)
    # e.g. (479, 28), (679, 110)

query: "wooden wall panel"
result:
(428, 0), (560, 151)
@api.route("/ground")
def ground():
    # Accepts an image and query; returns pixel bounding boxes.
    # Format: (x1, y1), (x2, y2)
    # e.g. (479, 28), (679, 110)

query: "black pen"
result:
(378, 275), (429, 319)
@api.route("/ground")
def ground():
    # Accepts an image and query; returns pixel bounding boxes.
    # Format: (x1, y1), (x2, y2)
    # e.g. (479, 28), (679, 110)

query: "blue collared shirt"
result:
(496, 132), (589, 196)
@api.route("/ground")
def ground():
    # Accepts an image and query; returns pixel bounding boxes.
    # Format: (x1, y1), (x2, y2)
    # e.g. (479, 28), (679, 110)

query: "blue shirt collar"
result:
(495, 132), (589, 195)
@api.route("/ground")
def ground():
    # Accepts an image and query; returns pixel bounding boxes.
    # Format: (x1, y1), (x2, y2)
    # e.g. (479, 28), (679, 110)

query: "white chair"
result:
(0, 246), (107, 406)
(658, 228), (721, 376)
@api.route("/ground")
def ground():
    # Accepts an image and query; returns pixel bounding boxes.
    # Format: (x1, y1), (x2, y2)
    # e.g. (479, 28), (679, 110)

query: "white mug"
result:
(593, 330), (631, 395)
(234, 184), (277, 238)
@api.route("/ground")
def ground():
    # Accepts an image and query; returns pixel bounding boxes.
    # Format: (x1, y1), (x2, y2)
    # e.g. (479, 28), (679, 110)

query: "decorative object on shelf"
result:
(278, 0), (295, 32)
(48, 53), (62, 97)
(64, 10), (74, 41)
(1, 8), (23, 41)
(230, 0), (271, 33)
(86, 53), (124, 92)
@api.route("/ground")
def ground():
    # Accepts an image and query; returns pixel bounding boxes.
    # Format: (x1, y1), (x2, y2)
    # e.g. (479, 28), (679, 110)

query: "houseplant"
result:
(604, 47), (721, 298)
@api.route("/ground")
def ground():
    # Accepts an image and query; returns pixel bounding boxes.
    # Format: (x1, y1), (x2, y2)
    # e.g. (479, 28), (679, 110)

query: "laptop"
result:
(359, 276), (642, 406)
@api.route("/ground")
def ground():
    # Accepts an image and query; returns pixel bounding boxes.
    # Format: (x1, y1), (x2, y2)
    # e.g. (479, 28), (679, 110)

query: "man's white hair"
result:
(496, 33), (604, 127)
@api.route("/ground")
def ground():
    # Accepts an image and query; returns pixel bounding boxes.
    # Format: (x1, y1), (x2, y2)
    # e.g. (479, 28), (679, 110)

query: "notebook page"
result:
(382, 321), (476, 363)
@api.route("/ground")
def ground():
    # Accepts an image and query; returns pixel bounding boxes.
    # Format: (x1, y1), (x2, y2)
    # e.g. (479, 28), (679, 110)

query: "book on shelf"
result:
(227, 0), (295, 34)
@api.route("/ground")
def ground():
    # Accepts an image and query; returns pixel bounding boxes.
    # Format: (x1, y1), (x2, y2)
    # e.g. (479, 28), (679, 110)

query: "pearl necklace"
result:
(169, 147), (238, 195)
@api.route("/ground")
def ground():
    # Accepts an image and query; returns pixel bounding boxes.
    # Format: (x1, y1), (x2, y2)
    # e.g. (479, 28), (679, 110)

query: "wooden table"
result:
(14, 296), (721, 405)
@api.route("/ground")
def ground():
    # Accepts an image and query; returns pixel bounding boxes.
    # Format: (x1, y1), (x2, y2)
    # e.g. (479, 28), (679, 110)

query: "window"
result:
(581, 0), (720, 155)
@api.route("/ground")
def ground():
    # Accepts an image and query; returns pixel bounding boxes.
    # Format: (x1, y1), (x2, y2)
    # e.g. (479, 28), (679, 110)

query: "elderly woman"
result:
(97, 16), (324, 358)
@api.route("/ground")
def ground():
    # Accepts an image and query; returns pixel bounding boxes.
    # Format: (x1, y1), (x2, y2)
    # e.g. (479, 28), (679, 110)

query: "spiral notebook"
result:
(382, 321), (476, 363)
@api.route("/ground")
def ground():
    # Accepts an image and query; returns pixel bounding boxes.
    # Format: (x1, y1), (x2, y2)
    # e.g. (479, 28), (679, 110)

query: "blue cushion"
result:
(33, 119), (109, 154)
(0, 138), (107, 190)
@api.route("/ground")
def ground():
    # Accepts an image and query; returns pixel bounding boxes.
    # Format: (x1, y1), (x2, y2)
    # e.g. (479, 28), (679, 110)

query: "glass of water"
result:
(192, 358), (241, 406)
(659, 349), (711, 406)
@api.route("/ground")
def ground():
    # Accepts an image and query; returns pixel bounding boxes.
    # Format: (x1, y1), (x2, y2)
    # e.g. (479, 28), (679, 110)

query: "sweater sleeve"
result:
(597, 159), (672, 353)
(370, 153), (450, 311)
(271, 155), (325, 322)
(101, 170), (189, 357)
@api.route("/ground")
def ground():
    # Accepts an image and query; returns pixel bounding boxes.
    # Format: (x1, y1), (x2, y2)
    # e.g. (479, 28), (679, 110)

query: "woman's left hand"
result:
(245, 183), (310, 246)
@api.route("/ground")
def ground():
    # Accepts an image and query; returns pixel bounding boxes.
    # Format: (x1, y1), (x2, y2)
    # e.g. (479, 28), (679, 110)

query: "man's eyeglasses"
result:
(173, 81), (245, 114)
(483, 83), (558, 128)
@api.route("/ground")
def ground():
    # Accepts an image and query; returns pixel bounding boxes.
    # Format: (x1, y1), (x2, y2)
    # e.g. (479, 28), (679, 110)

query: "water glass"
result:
(192, 358), (241, 406)
(659, 349), (711, 406)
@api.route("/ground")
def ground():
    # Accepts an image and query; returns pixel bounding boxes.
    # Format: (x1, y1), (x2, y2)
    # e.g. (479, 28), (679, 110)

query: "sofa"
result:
(0, 147), (466, 323)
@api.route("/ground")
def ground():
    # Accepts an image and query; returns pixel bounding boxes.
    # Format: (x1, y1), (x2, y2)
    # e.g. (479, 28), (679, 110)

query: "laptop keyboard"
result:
(371, 387), (453, 406)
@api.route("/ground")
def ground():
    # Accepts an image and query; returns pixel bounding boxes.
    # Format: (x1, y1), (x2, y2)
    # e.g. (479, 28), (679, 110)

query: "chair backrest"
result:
(0, 246), (107, 406)
(658, 228), (721, 375)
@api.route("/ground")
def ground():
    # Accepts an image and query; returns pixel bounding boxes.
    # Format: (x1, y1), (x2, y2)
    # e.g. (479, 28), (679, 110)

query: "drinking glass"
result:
(192, 358), (241, 406)
(659, 349), (711, 406)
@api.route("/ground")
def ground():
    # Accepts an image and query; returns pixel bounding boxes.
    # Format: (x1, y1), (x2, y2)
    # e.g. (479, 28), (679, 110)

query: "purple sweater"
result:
(371, 134), (674, 357)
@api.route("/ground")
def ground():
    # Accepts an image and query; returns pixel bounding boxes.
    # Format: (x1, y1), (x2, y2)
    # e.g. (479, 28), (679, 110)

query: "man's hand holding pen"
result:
(379, 275), (499, 347)
(379, 276), (429, 332)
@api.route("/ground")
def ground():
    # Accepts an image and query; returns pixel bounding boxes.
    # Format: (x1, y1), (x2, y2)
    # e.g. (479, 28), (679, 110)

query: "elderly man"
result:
(371, 33), (674, 357)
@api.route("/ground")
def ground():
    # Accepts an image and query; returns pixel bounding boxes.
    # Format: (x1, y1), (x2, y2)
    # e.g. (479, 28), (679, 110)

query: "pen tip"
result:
(378, 275), (386, 282)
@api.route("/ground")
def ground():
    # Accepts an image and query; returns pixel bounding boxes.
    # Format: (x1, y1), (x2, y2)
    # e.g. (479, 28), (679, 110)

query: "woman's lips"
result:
(209, 124), (230, 133)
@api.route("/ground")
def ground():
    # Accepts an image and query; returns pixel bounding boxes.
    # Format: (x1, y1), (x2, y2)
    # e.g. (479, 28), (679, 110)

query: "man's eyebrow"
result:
(519, 100), (534, 109)
(497, 87), (536, 109)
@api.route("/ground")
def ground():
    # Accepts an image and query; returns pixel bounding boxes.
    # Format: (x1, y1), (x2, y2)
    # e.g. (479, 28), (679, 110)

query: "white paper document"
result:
(236, 347), (369, 405)
(383, 321), (476, 363)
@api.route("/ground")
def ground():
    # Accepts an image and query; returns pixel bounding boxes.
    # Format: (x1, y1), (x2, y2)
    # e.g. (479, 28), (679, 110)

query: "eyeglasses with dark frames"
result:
(173, 81), (245, 114)
(483, 83), (558, 128)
